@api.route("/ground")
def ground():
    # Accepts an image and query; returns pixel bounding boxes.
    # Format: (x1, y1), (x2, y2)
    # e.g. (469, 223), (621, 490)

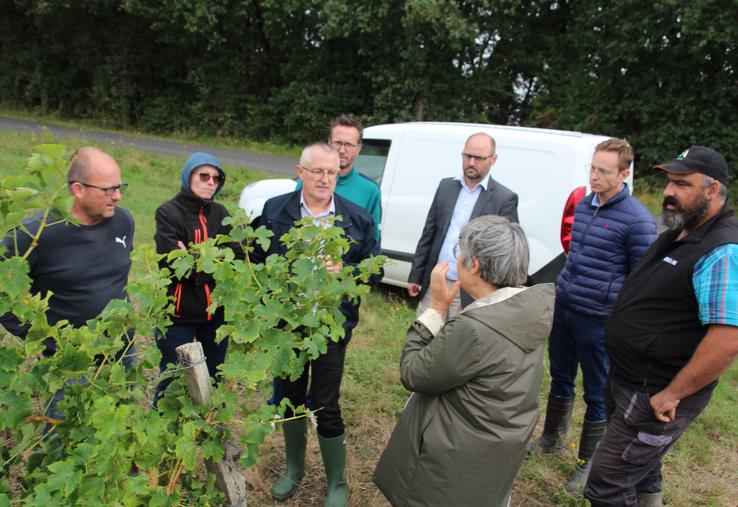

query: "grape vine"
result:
(0, 145), (384, 505)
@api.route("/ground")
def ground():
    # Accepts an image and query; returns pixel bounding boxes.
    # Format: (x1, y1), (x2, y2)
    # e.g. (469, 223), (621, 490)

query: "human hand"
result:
(407, 283), (421, 297)
(650, 390), (679, 422)
(428, 262), (460, 314)
(177, 240), (187, 251)
(323, 256), (343, 274)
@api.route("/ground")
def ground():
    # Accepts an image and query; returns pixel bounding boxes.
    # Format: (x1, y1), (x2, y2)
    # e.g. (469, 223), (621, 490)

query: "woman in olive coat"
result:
(374, 216), (554, 506)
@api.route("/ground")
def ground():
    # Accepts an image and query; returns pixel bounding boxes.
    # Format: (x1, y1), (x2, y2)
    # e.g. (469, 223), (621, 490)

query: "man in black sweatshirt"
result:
(585, 146), (738, 507)
(1, 146), (134, 361)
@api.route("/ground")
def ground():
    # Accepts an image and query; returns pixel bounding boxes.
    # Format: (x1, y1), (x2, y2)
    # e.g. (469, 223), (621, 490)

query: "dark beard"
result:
(464, 168), (483, 181)
(661, 195), (709, 232)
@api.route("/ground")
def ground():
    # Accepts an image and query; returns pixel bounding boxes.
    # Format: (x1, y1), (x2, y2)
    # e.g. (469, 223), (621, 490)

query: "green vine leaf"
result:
(0, 144), (386, 504)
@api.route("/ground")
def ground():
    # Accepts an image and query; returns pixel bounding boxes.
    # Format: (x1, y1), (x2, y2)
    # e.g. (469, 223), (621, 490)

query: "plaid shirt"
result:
(693, 243), (738, 326)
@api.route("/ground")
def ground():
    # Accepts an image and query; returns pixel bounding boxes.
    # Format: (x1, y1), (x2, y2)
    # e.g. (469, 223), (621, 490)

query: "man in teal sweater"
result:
(297, 114), (381, 240)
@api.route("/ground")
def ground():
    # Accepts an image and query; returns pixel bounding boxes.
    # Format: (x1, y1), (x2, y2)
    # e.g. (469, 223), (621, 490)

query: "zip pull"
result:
(198, 207), (209, 241)
(204, 282), (213, 321)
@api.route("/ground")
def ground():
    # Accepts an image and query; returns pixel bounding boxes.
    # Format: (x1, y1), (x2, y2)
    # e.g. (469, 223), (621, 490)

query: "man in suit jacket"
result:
(407, 132), (518, 316)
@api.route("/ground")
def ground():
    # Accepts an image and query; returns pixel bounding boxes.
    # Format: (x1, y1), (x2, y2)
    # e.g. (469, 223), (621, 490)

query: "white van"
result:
(239, 122), (633, 286)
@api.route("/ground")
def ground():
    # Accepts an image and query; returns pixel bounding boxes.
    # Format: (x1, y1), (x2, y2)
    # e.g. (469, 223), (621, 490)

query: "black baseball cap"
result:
(654, 145), (729, 186)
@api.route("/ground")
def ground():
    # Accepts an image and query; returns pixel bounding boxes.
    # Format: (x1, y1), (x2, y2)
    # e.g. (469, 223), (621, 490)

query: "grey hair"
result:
(299, 142), (337, 167)
(459, 215), (529, 288)
(703, 175), (728, 203)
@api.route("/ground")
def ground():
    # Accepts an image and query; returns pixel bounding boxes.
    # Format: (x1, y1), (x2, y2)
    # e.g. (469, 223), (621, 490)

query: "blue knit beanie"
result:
(181, 152), (225, 197)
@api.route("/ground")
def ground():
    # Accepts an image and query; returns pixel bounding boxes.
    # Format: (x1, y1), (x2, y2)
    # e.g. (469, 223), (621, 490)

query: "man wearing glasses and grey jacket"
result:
(407, 132), (519, 317)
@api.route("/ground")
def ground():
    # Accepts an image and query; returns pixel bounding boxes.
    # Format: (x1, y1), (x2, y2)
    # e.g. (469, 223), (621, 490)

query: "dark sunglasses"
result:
(195, 172), (223, 184)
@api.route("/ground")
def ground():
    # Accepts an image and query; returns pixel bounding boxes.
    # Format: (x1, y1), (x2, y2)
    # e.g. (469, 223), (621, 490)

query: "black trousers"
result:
(584, 377), (715, 506)
(153, 311), (228, 405)
(281, 338), (348, 438)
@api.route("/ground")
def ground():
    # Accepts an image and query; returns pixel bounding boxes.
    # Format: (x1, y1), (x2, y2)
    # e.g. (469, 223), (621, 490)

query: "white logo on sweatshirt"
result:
(662, 256), (677, 266)
(116, 236), (127, 248)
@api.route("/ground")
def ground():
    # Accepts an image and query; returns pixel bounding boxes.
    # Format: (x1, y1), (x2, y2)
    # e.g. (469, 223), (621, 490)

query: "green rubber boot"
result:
(271, 419), (307, 501)
(637, 492), (664, 507)
(318, 433), (349, 507)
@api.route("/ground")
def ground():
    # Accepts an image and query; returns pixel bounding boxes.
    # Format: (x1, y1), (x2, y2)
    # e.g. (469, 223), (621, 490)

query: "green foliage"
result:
(3, 1), (735, 178)
(0, 144), (384, 503)
(0, 0), (552, 142)
(529, 1), (738, 176)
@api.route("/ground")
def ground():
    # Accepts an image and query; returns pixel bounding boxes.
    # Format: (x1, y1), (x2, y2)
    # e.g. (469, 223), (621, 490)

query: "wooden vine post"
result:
(176, 341), (248, 506)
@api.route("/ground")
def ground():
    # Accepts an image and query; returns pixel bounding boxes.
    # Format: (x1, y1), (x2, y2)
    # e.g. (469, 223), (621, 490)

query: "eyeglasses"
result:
(72, 181), (128, 196)
(589, 165), (618, 177)
(300, 165), (339, 180)
(462, 152), (493, 163)
(195, 172), (223, 184)
(330, 140), (360, 150)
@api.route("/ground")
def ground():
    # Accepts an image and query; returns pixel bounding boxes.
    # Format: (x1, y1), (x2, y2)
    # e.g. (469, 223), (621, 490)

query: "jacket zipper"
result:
(197, 207), (213, 321)
(173, 282), (183, 317)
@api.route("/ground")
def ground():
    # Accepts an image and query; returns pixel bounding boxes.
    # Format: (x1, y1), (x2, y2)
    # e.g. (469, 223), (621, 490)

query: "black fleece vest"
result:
(605, 206), (738, 392)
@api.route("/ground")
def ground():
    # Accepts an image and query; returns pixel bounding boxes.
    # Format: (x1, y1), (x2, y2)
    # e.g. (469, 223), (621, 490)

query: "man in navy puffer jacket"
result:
(528, 138), (657, 493)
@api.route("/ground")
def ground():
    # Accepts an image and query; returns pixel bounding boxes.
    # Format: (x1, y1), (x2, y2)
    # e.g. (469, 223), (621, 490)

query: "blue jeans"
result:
(153, 312), (228, 405)
(548, 302), (609, 421)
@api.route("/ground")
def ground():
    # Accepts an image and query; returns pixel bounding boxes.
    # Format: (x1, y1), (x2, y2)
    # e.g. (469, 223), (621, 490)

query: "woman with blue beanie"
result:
(153, 152), (238, 403)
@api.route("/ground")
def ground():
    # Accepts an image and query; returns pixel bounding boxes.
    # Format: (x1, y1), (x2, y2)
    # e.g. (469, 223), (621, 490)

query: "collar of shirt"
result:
(299, 191), (336, 223)
(455, 173), (489, 192)
(592, 183), (626, 207)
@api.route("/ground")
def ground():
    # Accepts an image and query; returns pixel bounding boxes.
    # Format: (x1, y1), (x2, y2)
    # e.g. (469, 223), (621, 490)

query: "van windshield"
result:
(355, 139), (391, 186)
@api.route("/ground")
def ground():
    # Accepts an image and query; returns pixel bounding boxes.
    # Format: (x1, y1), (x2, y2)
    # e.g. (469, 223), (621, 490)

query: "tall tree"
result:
(530, 0), (738, 176)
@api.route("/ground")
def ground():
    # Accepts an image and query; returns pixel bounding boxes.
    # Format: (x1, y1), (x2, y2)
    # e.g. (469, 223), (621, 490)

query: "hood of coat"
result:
(180, 152), (226, 197)
(465, 283), (554, 353)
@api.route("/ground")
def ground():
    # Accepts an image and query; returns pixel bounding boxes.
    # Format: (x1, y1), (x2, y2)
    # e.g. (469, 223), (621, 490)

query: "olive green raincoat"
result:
(374, 284), (555, 506)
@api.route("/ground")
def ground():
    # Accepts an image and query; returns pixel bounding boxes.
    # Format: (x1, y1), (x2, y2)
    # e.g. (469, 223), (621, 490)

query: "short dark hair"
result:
(329, 114), (363, 142)
(595, 138), (634, 172)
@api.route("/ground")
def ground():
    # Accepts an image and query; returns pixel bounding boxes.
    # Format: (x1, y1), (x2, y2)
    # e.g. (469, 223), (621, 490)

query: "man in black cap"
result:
(584, 146), (738, 507)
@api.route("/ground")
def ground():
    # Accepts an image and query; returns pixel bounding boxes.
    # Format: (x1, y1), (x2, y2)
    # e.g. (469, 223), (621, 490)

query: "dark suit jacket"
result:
(250, 190), (381, 335)
(408, 176), (519, 301)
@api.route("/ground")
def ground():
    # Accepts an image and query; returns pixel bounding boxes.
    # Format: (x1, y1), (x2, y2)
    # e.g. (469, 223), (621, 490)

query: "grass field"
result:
(1, 128), (736, 506)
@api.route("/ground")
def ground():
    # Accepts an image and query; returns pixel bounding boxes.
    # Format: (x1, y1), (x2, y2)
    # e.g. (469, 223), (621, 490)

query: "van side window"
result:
(356, 139), (391, 186)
